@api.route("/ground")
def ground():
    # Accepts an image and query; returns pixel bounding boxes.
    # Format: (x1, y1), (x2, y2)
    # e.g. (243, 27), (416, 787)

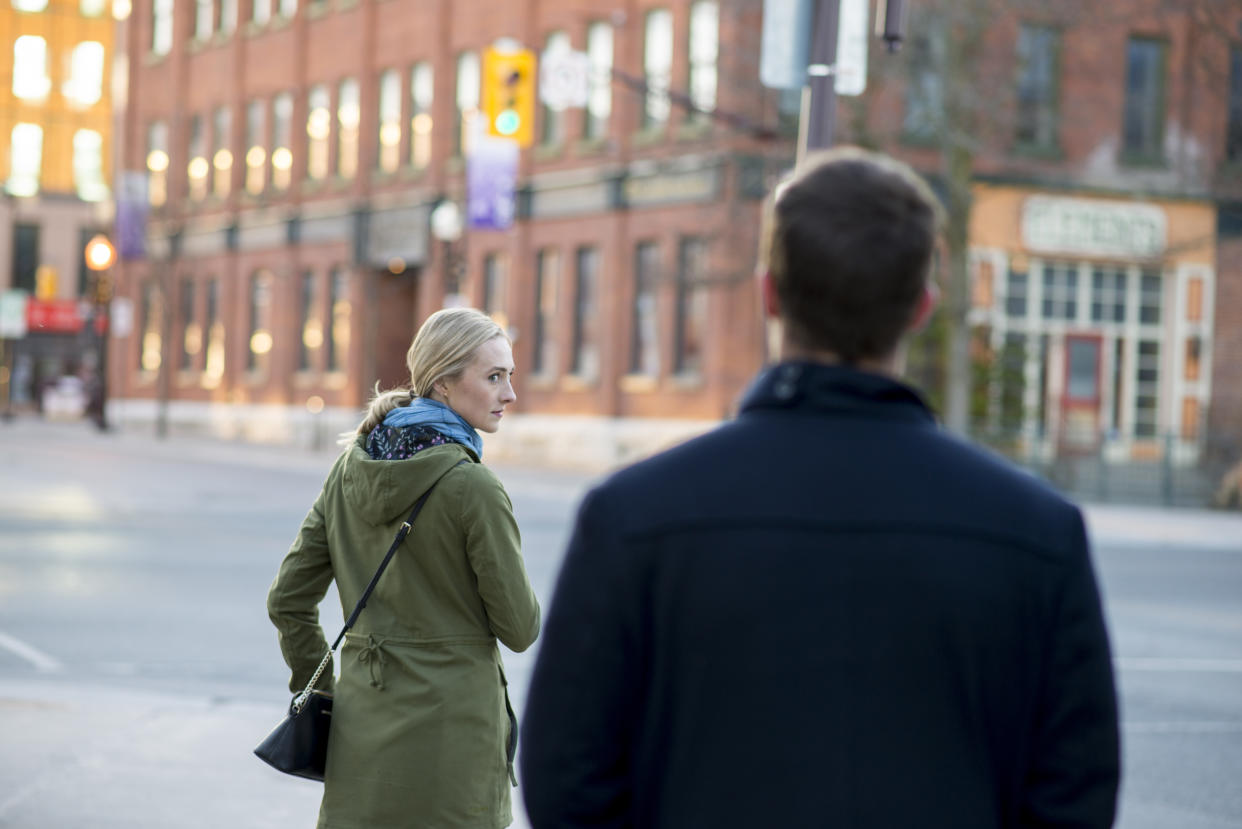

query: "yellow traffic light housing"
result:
(482, 47), (536, 147)
(35, 266), (59, 300)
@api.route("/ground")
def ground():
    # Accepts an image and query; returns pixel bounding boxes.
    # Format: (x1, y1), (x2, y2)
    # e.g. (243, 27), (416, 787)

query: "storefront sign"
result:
(1021, 196), (1166, 258)
(25, 299), (87, 334)
(623, 166), (720, 208)
(364, 204), (430, 268)
(0, 290), (29, 338)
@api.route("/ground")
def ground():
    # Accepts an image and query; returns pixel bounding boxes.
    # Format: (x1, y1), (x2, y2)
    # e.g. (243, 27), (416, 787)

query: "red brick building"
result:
(109, 0), (1241, 470)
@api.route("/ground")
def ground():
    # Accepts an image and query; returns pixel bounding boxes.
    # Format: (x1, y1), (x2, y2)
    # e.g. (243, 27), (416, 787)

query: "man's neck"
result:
(777, 338), (905, 378)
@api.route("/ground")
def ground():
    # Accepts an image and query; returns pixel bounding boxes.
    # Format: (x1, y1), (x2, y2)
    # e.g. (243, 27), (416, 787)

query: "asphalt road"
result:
(1, 419), (1239, 828)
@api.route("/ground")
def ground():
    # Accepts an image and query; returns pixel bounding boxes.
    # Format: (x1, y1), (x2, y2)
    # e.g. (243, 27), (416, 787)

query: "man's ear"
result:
(760, 270), (781, 319)
(907, 281), (939, 333)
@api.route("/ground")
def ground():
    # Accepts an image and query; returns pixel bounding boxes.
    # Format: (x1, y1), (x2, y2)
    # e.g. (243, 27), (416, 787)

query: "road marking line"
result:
(1116, 657), (1242, 673)
(0, 631), (63, 672)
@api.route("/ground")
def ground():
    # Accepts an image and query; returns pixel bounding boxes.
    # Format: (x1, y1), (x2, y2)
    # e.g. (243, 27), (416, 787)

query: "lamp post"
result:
(84, 233), (117, 431)
(430, 200), (465, 308)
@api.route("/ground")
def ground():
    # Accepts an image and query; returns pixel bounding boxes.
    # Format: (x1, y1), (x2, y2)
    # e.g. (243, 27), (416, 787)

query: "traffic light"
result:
(482, 47), (536, 147)
(35, 266), (58, 300)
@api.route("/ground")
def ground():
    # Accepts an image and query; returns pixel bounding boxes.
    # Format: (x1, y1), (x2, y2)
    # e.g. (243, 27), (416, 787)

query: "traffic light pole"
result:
(800, 0), (841, 158)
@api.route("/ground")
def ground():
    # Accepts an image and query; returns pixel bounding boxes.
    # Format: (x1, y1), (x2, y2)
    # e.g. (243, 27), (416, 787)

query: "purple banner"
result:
(115, 171), (149, 261)
(467, 136), (519, 231)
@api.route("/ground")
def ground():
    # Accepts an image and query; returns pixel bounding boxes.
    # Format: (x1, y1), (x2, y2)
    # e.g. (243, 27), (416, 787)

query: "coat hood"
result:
(340, 435), (475, 526)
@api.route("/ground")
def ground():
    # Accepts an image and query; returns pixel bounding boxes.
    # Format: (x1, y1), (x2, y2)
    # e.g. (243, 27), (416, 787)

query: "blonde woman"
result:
(267, 307), (540, 828)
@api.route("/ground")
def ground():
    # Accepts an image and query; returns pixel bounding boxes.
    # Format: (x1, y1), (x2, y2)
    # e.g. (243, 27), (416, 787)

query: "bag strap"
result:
(294, 458), (468, 710)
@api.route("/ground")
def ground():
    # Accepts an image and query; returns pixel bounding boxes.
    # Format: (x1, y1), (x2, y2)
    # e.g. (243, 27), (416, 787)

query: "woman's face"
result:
(435, 337), (516, 434)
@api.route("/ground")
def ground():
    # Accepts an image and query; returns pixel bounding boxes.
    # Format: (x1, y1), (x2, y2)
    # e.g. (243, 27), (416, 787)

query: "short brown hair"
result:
(763, 147), (943, 362)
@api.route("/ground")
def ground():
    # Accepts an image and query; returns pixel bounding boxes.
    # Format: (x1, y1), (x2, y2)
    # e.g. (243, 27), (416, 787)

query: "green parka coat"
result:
(267, 436), (540, 829)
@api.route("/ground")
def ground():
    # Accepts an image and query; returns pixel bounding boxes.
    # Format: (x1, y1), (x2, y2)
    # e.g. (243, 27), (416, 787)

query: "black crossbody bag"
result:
(254, 460), (465, 781)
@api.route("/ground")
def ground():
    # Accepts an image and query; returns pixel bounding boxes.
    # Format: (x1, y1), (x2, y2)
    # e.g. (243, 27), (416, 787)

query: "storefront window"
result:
(571, 246), (599, 380)
(533, 249), (559, 376)
(631, 241), (660, 376)
(1005, 268), (1027, 318)
(1090, 267), (1126, 323)
(675, 237), (709, 377)
(1041, 262), (1077, 321)
(1139, 270), (1162, 324)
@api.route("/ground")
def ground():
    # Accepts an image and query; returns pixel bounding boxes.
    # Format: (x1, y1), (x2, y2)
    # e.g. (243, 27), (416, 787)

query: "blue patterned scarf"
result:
(382, 397), (483, 459)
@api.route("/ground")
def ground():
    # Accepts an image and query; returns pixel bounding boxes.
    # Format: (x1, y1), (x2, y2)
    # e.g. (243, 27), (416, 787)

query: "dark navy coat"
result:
(521, 361), (1120, 829)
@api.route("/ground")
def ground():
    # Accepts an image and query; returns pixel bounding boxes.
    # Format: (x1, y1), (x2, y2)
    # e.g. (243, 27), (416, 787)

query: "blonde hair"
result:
(352, 308), (508, 438)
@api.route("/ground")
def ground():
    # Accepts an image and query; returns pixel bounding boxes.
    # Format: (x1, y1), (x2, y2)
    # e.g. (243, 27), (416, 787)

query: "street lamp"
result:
(430, 199), (466, 307)
(84, 233), (117, 431)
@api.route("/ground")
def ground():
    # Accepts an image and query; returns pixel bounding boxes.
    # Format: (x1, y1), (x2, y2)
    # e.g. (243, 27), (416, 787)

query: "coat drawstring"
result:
(357, 635), (388, 690)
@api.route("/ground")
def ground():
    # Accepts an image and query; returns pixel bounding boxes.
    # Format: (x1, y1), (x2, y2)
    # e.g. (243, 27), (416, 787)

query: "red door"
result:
(1061, 335), (1103, 453)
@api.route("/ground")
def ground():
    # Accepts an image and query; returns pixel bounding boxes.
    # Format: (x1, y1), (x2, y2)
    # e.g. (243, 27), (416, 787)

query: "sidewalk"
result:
(0, 676), (536, 829)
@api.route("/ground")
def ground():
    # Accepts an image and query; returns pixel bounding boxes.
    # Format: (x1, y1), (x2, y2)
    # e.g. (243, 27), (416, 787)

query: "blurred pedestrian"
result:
(520, 148), (1120, 828)
(267, 307), (540, 828)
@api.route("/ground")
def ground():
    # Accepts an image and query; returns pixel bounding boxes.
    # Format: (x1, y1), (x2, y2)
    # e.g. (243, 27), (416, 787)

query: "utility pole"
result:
(800, 0), (841, 157)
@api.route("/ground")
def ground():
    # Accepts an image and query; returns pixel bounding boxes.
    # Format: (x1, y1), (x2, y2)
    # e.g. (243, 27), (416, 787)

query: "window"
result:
(64, 42), (106, 107)
(73, 129), (108, 201)
(187, 114), (209, 200)
(253, 0), (271, 23)
(1186, 277), (1203, 323)
(674, 237), (709, 376)
(1185, 337), (1201, 382)
(903, 23), (943, 140)
(6, 123), (44, 197)
(482, 253), (507, 326)
(11, 224), (40, 294)
(212, 106), (233, 197)
(139, 279), (163, 372)
(327, 268), (350, 373)
(533, 249), (559, 376)
(410, 62), (434, 169)
(337, 78), (360, 178)
(688, 1), (719, 122)
(278, 0), (297, 16)
(80, 0), (108, 14)
(245, 100), (266, 194)
(179, 278), (198, 371)
(1015, 24), (1058, 148)
(1005, 267), (1028, 318)
(585, 22), (613, 140)
(220, 0), (237, 33)
(1090, 267), (1126, 323)
(540, 32), (570, 146)
(455, 51), (480, 156)
(571, 247), (599, 379)
(1040, 262), (1077, 321)
(247, 271), (274, 374)
(1228, 49), (1242, 162)
(631, 242), (660, 376)
(204, 279), (225, 386)
(642, 10), (673, 129)
(298, 271), (319, 372)
(377, 69), (402, 173)
(1138, 269), (1162, 325)
(152, 0), (174, 55)
(146, 121), (169, 206)
(306, 84), (331, 180)
(1135, 340), (1159, 437)
(13, 0), (49, 10)
(997, 333), (1026, 433)
(196, 0), (215, 40)
(13, 36), (51, 101)
(272, 92), (293, 189)
(1122, 38), (1165, 161)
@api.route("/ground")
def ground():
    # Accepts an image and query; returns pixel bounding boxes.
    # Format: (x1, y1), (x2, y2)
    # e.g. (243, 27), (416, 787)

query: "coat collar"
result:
(739, 361), (937, 426)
